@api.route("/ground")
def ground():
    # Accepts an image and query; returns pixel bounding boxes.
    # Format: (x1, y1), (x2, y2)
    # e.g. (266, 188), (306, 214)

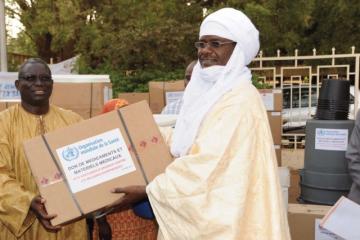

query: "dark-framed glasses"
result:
(19, 74), (52, 83)
(194, 41), (236, 49)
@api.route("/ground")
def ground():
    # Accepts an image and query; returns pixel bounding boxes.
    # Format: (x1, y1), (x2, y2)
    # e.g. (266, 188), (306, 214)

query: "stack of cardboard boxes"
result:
(51, 75), (112, 119)
(259, 89), (283, 166)
(0, 73), (112, 119)
(118, 80), (185, 114)
(288, 203), (332, 240)
(118, 82), (284, 165)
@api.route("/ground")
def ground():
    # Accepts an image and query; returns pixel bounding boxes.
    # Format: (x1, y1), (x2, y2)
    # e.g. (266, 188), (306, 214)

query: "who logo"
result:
(62, 147), (79, 161)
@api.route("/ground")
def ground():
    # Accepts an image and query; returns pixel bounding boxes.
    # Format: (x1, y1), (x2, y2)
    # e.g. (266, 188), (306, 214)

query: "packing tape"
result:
(116, 109), (149, 184)
(41, 135), (84, 215)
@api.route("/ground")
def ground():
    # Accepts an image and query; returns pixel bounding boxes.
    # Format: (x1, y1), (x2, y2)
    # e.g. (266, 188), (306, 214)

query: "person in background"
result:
(346, 112), (360, 204)
(91, 98), (158, 240)
(0, 58), (87, 239)
(161, 60), (196, 115)
(109, 8), (290, 239)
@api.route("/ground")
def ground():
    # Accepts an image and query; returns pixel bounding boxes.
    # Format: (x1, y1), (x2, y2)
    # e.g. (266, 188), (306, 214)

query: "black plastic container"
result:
(315, 79), (350, 120)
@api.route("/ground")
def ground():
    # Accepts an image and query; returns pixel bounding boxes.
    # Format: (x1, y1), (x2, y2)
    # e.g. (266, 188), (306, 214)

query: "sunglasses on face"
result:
(194, 40), (236, 49)
(19, 74), (52, 83)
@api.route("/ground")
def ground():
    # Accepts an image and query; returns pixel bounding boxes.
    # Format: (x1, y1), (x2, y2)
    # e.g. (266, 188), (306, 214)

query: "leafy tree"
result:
(305, 0), (360, 54)
(76, 0), (202, 71)
(204, 0), (314, 55)
(6, 0), (95, 62)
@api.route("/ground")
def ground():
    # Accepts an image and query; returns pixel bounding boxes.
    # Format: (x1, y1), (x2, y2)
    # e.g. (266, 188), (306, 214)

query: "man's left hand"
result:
(30, 196), (62, 232)
(108, 185), (147, 210)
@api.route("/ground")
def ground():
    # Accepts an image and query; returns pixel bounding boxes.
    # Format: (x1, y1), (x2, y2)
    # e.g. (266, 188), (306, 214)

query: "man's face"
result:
(15, 62), (53, 107)
(197, 35), (236, 68)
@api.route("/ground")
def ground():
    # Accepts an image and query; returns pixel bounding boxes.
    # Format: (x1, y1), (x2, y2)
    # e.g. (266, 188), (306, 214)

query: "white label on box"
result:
(56, 128), (135, 193)
(0, 82), (20, 101)
(315, 128), (348, 151)
(165, 91), (183, 104)
(260, 93), (274, 111)
(315, 219), (344, 240)
(103, 86), (112, 103)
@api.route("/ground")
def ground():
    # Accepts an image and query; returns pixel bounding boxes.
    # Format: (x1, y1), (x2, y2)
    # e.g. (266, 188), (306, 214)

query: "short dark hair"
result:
(18, 58), (51, 79)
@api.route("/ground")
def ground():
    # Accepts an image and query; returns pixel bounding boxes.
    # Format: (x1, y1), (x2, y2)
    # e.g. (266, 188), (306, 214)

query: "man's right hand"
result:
(30, 196), (62, 232)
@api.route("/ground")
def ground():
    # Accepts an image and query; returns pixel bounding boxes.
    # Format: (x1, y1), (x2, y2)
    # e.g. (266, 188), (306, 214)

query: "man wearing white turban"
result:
(110, 8), (290, 239)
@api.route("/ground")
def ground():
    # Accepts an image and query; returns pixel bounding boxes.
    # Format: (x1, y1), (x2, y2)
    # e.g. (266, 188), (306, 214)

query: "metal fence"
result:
(250, 47), (360, 149)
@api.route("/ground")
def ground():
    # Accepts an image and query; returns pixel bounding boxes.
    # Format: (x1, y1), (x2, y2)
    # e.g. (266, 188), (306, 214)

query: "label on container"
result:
(0, 82), (20, 101)
(165, 91), (184, 104)
(260, 92), (274, 111)
(56, 128), (135, 193)
(315, 128), (348, 151)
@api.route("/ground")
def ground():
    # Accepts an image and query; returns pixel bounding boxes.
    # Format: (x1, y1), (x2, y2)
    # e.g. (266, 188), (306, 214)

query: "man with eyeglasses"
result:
(0, 58), (87, 239)
(109, 8), (290, 239)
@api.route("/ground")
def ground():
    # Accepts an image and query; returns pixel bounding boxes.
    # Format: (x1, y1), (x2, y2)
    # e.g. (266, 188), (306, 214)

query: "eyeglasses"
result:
(194, 41), (236, 49)
(19, 74), (52, 83)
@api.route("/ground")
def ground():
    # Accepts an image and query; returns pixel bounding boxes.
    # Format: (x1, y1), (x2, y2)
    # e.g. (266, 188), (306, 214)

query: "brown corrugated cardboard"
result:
(118, 92), (150, 105)
(6, 102), (19, 108)
(259, 89), (282, 111)
(281, 149), (305, 170)
(51, 83), (92, 119)
(267, 111), (282, 145)
(91, 82), (112, 117)
(288, 203), (331, 240)
(148, 80), (185, 113)
(274, 145), (281, 166)
(289, 169), (300, 203)
(0, 102), (6, 112)
(23, 101), (172, 225)
(51, 82), (112, 119)
(0, 74), (112, 119)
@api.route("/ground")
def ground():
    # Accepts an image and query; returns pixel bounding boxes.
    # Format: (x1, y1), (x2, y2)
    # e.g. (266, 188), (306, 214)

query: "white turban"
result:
(200, 8), (259, 65)
(171, 8), (260, 157)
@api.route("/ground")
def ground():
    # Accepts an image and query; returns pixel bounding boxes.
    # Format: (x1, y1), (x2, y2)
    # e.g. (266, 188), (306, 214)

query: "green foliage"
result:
(5, 0), (360, 92)
(76, 55), (185, 95)
(110, 69), (184, 94)
(76, 0), (201, 71)
(303, 0), (360, 54)
(7, 31), (36, 56)
(252, 73), (271, 89)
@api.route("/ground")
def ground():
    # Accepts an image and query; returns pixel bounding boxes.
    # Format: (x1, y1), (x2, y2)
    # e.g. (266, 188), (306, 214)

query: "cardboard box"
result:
(51, 82), (112, 119)
(259, 89), (282, 111)
(23, 101), (172, 225)
(275, 145), (281, 166)
(288, 203), (332, 240)
(0, 102), (6, 112)
(118, 92), (149, 105)
(148, 80), (185, 113)
(90, 82), (112, 117)
(267, 111), (282, 145)
(278, 167), (290, 209)
(0, 102), (20, 111)
(289, 169), (301, 203)
(6, 102), (19, 108)
(281, 149), (305, 170)
(0, 73), (112, 119)
(51, 83), (92, 119)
